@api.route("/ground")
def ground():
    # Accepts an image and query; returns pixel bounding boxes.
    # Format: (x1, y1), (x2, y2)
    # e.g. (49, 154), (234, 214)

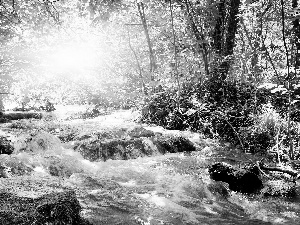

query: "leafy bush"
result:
(141, 81), (268, 145)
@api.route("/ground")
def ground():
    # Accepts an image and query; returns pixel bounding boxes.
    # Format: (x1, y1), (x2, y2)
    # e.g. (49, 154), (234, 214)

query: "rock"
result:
(154, 136), (196, 154)
(261, 180), (296, 197)
(75, 138), (149, 161)
(207, 181), (230, 199)
(127, 126), (155, 138)
(20, 131), (62, 153)
(0, 190), (92, 225)
(0, 136), (14, 155)
(209, 162), (263, 194)
(68, 173), (121, 190)
(0, 165), (11, 178)
(74, 135), (196, 161)
(0, 155), (34, 178)
(2, 111), (42, 120)
(47, 155), (85, 177)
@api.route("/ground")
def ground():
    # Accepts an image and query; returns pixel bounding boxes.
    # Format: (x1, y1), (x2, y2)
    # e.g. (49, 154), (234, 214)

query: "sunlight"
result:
(49, 44), (99, 72)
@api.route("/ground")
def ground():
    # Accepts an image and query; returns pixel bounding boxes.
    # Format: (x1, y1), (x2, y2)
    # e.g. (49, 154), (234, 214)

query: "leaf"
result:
(271, 87), (287, 94)
(258, 83), (277, 89)
(185, 108), (197, 116)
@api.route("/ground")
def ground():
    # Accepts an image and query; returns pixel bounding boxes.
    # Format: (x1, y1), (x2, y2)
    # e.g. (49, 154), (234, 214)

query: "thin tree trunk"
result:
(127, 29), (147, 95)
(292, 0), (300, 69)
(280, 0), (293, 159)
(137, 2), (156, 80)
(169, 0), (181, 109)
(184, 0), (209, 77)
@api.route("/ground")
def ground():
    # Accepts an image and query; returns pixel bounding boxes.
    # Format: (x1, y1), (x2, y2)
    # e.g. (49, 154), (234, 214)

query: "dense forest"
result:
(2, 0), (300, 159)
(1, 0), (300, 224)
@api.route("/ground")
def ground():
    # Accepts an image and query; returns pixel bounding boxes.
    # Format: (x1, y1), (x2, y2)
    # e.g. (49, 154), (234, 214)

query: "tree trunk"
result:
(212, 0), (241, 81)
(184, 0), (210, 77)
(208, 0), (241, 103)
(137, 2), (157, 80)
(292, 0), (300, 69)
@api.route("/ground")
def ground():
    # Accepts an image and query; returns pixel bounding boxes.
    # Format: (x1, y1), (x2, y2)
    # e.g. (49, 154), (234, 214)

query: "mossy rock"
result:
(0, 136), (14, 155)
(0, 155), (33, 178)
(261, 180), (296, 197)
(19, 131), (62, 153)
(207, 181), (230, 199)
(74, 135), (196, 161)
(0, 191), (92, 224)
(126, 126), (155, 138)
(209, 162), (263, 194)
(3, 112), (42, 120)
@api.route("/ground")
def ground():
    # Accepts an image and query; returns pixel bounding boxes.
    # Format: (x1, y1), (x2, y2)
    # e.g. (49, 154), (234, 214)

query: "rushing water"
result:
(1, 109), (300, 225)
(10, 144), (298, 225)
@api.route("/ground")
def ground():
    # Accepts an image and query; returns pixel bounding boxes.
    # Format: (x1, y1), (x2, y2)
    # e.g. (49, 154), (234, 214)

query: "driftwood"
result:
(258, 162), (300, 180)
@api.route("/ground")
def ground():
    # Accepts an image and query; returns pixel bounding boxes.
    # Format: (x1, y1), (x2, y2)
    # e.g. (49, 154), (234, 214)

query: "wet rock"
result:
(261, 180), (296, 197)
(19, 131), (62, 153)
(207, 181), (230, 199)
(49, 164), (73, 177)
(0, 156), (33, 178)
(68, 173), (121, 190)
(0, 190), (92, 225)
(47, 155), (85, 177)
(75, 135), (196, 161)
(127, 126), (155, 138)
(0, 165), (11, 178)
(75, 138), (150, 161)
(0, 136), (14, 155)
(2, 111), (42, 120)
(154, 136), (196, 154)
(209, 162), (263, 194)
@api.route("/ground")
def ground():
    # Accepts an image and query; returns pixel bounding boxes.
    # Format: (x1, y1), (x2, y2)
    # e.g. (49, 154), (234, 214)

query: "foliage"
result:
(1, 0), (300, 162)
(141, 81), (268, 145)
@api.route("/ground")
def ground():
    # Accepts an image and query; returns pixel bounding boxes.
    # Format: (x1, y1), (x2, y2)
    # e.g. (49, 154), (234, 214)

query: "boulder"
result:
(74, 135), (196, 161)
(0, 190), (92, 225)
(0, 136), (14, 155)
(127, 126), (155, 138)
(19, 131), (62, 153)
(3, 111), (42, 120)
(209, 162), (263, 194)
(207, 181), (230, 199)
(261, 180), (296, 197)
(0, 156), (33, 178)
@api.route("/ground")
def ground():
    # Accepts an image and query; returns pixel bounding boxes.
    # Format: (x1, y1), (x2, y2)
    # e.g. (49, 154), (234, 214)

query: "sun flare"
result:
(49, 44), (99, 72)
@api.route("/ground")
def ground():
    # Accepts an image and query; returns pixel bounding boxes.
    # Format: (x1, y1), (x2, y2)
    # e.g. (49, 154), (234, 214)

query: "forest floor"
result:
(0, 106), (300, 224)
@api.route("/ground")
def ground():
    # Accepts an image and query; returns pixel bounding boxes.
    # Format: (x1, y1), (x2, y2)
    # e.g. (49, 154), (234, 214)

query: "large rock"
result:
(3, 111), (43, 120)
(209, 162), (263, 194)
(74, 135), (196, 161)
(0, 136), (14, 155)
(126, 126), (155, 138)
(261, 180), (296, 197)
(17, 131), (62, 153)
(0, 155), (33, 178)
(0, 190), (92, 224)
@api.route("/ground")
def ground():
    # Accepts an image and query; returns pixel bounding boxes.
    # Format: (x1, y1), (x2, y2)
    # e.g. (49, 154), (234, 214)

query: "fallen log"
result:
(258, 162), (300, 180)
(1, 111), (43, 121)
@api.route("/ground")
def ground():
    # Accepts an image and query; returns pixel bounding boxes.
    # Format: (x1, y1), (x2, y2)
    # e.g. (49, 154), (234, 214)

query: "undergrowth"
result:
(141, 80), (300, 160)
